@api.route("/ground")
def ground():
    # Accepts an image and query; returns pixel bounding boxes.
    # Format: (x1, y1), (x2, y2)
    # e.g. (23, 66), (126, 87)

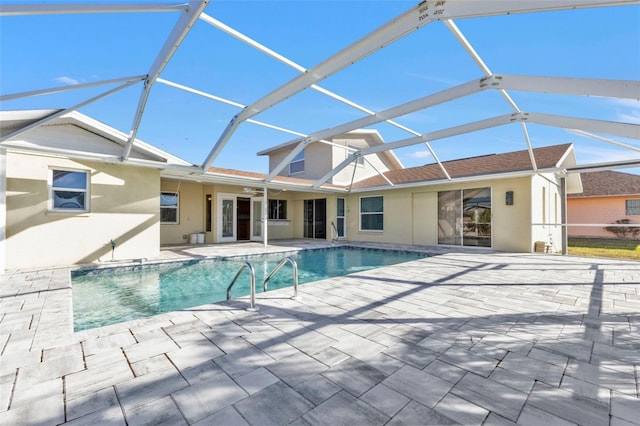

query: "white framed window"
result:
(50, 169), (89, 212)
(626, 199), (640, 216)
(336, 197), (346, 238)
(268, 199), (287, 220)
(360, 195), (383, 231)
(161, 192), (179, 224)
(289, 150), (304, 175)
(347, 144), (364, 166)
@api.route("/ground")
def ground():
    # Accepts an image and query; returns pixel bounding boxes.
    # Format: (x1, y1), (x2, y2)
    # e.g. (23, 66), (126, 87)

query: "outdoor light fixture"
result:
(506, 191), (514, 205)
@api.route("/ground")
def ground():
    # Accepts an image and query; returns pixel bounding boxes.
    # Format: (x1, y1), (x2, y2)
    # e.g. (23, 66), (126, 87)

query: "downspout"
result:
(263, 186), (268, 247)
(0, 148), (6, 274)
(560, 175), (568, 255)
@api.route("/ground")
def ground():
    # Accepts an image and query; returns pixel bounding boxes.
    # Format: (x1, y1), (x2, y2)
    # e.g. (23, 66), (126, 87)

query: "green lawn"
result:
(568, 238), (640, 261)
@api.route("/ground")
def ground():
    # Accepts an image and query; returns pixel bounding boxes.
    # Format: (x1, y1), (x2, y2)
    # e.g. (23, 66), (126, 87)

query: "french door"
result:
(217, 194), (264, 242)
(250, 198), (263, 241)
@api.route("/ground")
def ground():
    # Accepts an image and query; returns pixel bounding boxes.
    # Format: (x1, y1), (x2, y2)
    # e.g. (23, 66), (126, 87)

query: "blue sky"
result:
(1, 1), (639, 174)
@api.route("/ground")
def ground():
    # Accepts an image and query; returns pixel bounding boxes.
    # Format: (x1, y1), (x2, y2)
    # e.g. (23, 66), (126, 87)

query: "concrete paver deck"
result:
(1, 241), (639, 425)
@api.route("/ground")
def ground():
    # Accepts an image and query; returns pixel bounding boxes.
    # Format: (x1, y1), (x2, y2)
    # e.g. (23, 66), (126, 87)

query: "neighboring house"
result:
(2, 110), (582, 270)
(567, 170), (640, 238)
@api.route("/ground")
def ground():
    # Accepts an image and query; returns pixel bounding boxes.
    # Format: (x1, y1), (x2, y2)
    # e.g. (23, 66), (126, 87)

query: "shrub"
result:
(604, 219), (640, 239)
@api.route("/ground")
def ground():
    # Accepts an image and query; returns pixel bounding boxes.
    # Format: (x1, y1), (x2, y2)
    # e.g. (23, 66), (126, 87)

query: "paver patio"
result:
(1, 242), (639, 425)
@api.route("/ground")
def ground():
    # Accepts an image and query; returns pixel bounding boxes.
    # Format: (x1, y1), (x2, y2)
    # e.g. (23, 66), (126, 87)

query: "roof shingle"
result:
(352, 143), (572, 189)
(568, 170), (640, 197)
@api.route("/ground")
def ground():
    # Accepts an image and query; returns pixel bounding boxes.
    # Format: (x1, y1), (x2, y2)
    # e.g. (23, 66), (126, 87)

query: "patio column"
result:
(560, 176), (568, 255)
(0, 148), (6, 273)
(263, 186), (268, 247)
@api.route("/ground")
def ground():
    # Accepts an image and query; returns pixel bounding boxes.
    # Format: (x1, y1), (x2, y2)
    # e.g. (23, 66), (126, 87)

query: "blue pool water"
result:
(72, 247), (425, 331)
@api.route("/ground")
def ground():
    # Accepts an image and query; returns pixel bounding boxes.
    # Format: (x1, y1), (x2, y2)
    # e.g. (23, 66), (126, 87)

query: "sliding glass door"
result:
(438, 188), (492, 247)
(304, 199), (327, 239)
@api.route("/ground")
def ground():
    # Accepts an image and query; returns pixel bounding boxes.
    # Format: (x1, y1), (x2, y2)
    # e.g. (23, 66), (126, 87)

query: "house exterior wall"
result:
(160, 180), (205, 245)
(268, 143), (332, 180)
(568, 195), (639, 238)
(267, 139), (393, 185)
(343, 176), (535, 252)
(530, 174), (563, 252)
(6, 152), (160, 269)
(330, 137), (392, 185)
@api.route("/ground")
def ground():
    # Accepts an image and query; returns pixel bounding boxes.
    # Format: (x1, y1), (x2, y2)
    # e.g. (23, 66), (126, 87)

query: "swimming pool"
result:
(71, 246), (425, 331)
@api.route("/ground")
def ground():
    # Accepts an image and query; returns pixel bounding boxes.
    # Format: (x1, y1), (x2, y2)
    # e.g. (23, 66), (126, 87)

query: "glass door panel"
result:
(304, 199), (327, 239)
(438, 190), (461, 245)
(219, 197), (236, 242)
(463, 188), (492, 247)
(251, 198), (263, 241)
(336, 197), (345, 238)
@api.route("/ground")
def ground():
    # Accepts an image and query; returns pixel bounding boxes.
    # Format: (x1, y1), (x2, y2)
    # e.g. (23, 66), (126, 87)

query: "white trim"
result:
(49, 167), (90, 213)
(217, 193), (238, 242)
(359, 195), (384, 232)
(160, 191), (179, 224)
(336, 197), (346, 239)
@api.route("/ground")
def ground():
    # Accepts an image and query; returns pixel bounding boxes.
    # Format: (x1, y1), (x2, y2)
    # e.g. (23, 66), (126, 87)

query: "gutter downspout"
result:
(560, 176), (568, 255)
(0, 148), (5, 274)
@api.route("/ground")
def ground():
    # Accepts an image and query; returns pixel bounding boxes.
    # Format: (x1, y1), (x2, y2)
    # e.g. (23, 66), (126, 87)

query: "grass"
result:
(568, 237), (640, 261)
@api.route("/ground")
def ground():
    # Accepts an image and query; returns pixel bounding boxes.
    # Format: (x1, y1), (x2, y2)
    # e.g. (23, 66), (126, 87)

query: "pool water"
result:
(72, 247), (425, 331)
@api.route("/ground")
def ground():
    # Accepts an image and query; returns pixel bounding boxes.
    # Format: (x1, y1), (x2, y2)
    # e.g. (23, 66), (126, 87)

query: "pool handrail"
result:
(226, 261), (258, 310)
(263, 256), (299, 299)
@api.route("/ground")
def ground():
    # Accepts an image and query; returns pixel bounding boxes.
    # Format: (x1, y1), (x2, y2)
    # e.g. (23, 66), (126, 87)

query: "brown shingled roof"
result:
(352, 143), (572, 189)
(568, 170), (640, 198)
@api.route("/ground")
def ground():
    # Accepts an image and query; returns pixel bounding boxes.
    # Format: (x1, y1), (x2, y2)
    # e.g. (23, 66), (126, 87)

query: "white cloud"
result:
(408, 150), (431, 159)
(609, 98), (640, 123)
(54, 76), (81, 85)
(405, 72), (461, 87)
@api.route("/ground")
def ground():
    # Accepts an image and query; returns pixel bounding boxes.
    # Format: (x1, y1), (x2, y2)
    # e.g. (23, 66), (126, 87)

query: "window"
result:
(289, 150), (304, 175)
(161, 192), (179, 223)
(626, 199), (640, 216)
(360, 196), (383, 231)
(336, 197), (346, 238)
(50, 169), (89, 211)
(347, 144), (364, 166)
(206, 194), (212, 232)
(269, 199), (287, 220)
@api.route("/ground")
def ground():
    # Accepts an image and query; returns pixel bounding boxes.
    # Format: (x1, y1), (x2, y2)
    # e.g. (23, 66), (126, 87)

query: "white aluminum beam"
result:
(444, 19), (538, 171)
(497, 74), (640, 99)
(239, 0), (632, 123)
(157, 78), (307, 138)
(268, 73), (640, 180)
(202, 0), (636, 170)
(0, 75), (146, 102)
(567, 129), (640, 153)
(122, 0), (209, 160)
(0, 3), (188, 16)
(201, 12), (442, 167)
(527, 112), (640, 139)
(314, 111), (640, 189)
(266, 79), (484, 181)
(0, 80), (139, 143)
(313, 114), (517, 188)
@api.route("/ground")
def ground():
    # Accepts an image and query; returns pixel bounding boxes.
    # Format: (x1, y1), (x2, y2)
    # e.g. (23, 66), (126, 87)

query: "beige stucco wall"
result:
(160, 181), (314, 244)
(343, 176), (534, 252)
(267, 138), (394, 186)
(330, 137), (393, 186)
(531, 174), (563, 252)
(567, 195), (637, 238)
(268, 143), (332, 180)
(6, 152), (160, 269)
(160, 180), (206, 245)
